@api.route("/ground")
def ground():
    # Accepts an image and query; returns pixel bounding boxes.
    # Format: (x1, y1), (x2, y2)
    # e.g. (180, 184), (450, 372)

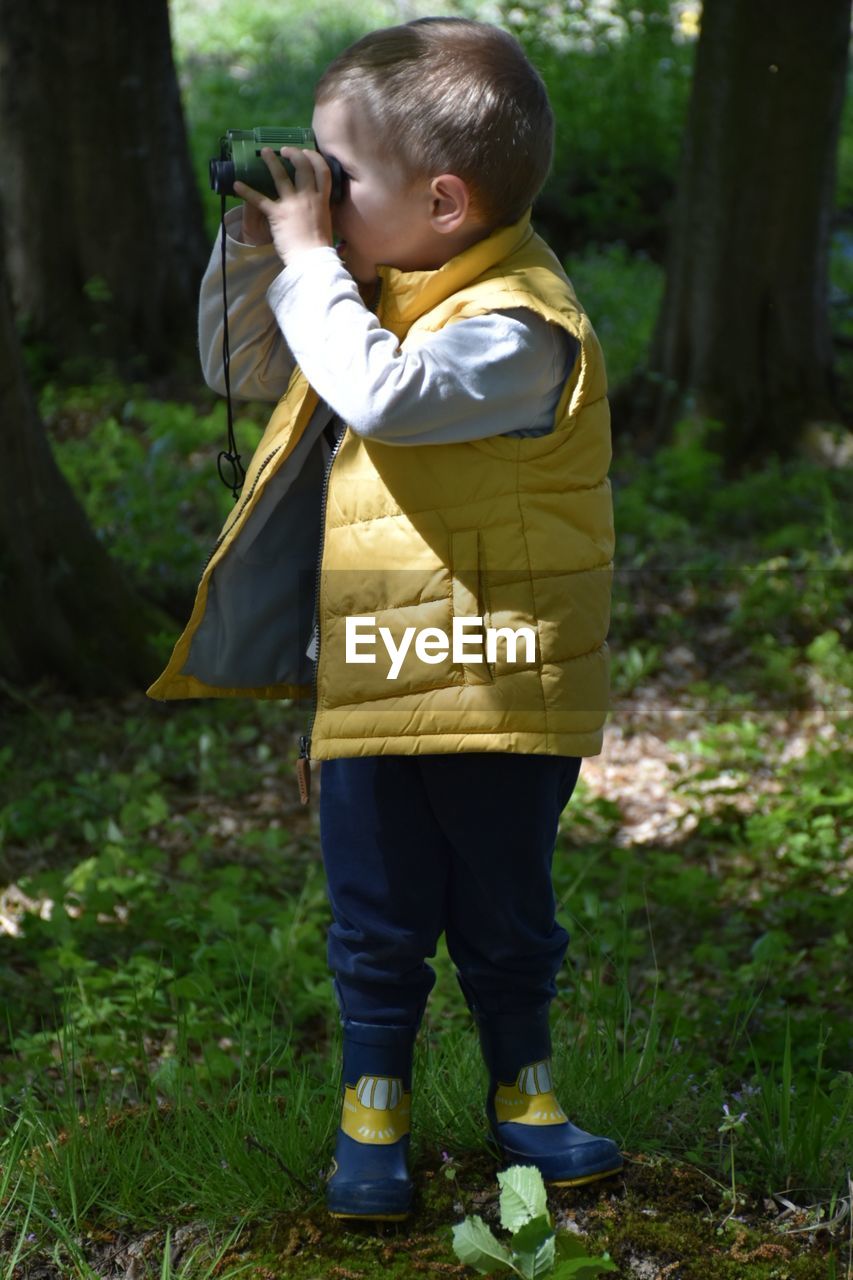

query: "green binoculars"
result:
(209, 128), (345, 203)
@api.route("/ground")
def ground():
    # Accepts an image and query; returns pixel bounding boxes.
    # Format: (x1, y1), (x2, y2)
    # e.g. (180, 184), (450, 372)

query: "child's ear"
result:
(429, 174), (474, 234)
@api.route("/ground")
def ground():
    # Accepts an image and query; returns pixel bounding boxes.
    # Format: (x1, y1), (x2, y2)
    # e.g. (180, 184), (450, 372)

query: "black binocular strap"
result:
(217, 193), (245, 501)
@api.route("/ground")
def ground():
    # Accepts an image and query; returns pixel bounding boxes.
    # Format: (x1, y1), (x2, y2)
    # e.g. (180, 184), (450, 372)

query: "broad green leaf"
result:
(168, 974), (207, 999)
(549, 1253), (618, 1278)
(511, 1216), (554, 1254)
(64, 856), (98, 893)
(143, 791), (169, 825)
(511, 1215), (556, 1278)
(106, 817), (124, 843)
(151, 1056), (181, 1096)
(498, 1165), (549, 1232)
(452, 1216), (514, 1275)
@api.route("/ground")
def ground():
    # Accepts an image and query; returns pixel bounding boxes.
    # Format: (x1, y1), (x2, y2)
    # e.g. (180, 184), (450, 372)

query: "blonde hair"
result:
(315, 18), (554, 229)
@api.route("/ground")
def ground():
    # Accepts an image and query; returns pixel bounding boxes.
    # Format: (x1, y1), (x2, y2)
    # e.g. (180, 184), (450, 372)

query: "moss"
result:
(549, 1157), (835, 1280)
(215, 1153), (837, 1280)
(601, 1209), (830, 1280)
(234, 1209), (465, 1278)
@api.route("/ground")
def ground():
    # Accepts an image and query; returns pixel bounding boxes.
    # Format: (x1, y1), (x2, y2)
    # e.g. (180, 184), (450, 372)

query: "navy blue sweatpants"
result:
(319, 753), (581, 1027)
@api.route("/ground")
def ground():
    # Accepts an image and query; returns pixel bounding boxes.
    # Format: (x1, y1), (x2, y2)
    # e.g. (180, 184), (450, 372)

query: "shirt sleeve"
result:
(266, 247), (577, 446)
(198, 207), (297, 401)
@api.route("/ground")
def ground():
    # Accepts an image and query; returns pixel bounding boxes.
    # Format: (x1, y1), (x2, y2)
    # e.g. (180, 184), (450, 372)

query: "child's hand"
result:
(234, 147), (334, 268)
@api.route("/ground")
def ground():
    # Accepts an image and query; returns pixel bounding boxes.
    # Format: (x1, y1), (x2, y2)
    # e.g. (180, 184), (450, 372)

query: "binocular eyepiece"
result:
(209, 127), (345, 203)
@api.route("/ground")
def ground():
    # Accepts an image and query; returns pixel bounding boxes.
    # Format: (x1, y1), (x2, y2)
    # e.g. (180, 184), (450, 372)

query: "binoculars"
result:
(209, 128), (345, 203)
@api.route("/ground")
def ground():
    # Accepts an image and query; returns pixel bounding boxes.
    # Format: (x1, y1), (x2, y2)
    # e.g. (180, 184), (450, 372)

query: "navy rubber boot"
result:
(326, 1021), (415, 1220)
(471, 1004), (623, 1186)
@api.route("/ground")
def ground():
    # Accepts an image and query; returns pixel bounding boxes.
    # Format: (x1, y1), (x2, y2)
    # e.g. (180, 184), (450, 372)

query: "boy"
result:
(149, 17), (619, 1220)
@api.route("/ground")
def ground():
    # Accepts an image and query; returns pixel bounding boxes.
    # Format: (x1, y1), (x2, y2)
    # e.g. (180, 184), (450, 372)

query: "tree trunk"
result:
(646, 0), (851, 462)
(0, 230), (164, 694)
(0, 0), (208, 377)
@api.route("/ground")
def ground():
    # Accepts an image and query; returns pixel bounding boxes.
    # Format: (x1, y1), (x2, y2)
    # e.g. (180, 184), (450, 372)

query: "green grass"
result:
(2, 915), (848, 1271)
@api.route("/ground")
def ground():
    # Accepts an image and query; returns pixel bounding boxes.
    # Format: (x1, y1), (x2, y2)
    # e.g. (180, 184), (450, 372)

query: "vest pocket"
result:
(450, 529), (494, 686)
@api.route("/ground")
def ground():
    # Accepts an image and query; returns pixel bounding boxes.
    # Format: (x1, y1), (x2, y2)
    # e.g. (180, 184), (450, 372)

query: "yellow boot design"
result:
(326, 1022), (415, 1220)
(340, 1074), (412, 1145)
(494, 1060), (568, 1126)
(471, 1003), (623, 1187)
(488, 1055), (622, 1186)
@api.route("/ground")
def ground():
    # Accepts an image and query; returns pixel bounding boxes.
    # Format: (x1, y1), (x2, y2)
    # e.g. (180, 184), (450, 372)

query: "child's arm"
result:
(198, 207), (297, 402)
(268, 250), (578, 445)
(235, 145), (577, 442)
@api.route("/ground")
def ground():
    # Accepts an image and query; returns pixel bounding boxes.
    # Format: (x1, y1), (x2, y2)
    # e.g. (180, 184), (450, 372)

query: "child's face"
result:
(313, 97), (459, 284)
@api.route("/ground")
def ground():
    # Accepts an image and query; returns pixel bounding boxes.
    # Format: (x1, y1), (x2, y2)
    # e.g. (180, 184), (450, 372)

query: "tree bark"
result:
(0, 229), (164, 694)
(0, 0), (208, 377)
(646, 0), (851, 462)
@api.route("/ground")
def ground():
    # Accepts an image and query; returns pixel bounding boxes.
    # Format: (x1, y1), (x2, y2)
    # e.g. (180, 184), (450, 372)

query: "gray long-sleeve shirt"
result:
(198, 208), (578, 445)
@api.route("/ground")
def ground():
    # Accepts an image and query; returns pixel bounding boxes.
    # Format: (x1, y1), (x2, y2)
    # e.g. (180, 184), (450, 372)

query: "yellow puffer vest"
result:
(148, 211), (614, 759)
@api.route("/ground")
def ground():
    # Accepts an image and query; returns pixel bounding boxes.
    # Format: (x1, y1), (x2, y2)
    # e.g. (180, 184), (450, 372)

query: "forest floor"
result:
(27, 1149), (845, 1280)
(1, 672), (849, 1280)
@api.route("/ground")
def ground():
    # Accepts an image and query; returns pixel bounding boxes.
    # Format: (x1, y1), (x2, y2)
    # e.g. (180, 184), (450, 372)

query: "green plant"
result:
(496, 0), (694, 244)
(43, 385), (264, 604)
(718, 1100), (748, 1225)
(610, 641), (662, 693)
(452, 1164), (616, 1278)
(740, 1023), (853, 1196)
(566, 244), (664, 388)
